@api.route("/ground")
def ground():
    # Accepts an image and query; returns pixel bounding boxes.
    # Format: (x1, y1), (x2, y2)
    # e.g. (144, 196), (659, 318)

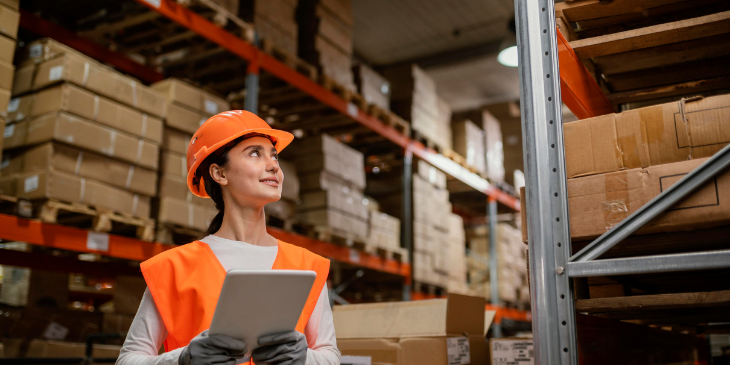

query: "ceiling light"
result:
(498, 18), (518, 68)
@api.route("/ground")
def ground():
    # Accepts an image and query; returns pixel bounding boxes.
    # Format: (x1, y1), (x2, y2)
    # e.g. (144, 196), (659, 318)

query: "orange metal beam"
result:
(267, 226), (411, 278)
(19, 10), (164, 83)
(557, 28), (615, 119)
(0, 213), (172, 261)
(131, 0), (521, 211)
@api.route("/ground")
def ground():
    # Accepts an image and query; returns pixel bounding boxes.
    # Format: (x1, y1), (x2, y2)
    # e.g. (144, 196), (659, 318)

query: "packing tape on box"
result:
(186, 191), (193, 203)
(93, 95), (100, 121)
(125, 166), (135, 189)
(141, 114), (148, 138)
(74, 151), (84, 175)
(82, 62), (90, 86)
(79, 178), (86, 202)
(131, 81), (138, 108)
(136, 139), (144, 164)
(132, 194), (139, 216)
(602, 171), (629, 231)
(108, 131), (117, 156)
(676, 96), (704, 160)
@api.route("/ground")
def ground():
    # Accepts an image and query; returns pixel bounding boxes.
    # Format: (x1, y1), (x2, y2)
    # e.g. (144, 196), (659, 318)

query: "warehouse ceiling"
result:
(353, 0), (519, 112)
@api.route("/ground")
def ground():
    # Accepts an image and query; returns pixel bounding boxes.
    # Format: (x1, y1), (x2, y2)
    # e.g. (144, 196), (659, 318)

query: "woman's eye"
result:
(272, 154), (279, 161)
(250, 150), (260, 157)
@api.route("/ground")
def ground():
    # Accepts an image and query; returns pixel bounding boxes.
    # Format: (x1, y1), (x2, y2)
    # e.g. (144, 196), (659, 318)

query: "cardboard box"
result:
(4, 112), (159, 170)
(414, 159), (446, 190)
(26, 339), (121, 358)
(162, 127), (191, 155)
(0, 88), (9, 118)
(300, 188), (368, 220)
(298, 208), (368, 238)
(490, 338), (534, 365)
(17, 38), (90, 67)
(7, 83), (164, 143)
(113, 275), (147, 316)
(452, 119), (486, 174)
(165, 102), (209, 134)
(299, 170), (360, 193)
(157, 196), (218, 231)
(0, 3), (19, 40)
(0, 59), (13, 90)
(564, 94), (730, 179)
(160, 150), (187, 178)
(158, 173), (216, 208)
(151, 78), (229, 116)
(353, 64), (390, 111)
(14, 53), (166, 117)
(0, 33), (15, 64)
(279, 159), (300, 201)
(0, 0), (19, 10)
(293, 134), (365, 189)
(335, 294), (488, 365)
(0, 142), (158, 196)
(0, 169), (151, 218)
(0, 267), (68, 308)
(568, 156), (730, 240)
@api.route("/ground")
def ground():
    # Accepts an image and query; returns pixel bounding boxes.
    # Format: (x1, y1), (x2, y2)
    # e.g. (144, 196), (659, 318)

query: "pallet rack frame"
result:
(516, 0), (730, 363)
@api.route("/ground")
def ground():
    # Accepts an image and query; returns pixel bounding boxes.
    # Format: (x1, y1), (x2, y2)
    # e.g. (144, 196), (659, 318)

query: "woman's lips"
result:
(260, 178), (279, 187)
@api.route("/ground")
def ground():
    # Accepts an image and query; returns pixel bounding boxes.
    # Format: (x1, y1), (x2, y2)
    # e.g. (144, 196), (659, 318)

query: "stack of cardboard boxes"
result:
(298, 0), (356, 91)
(150, 78), (229, 235)
(561, 94), (730, 241)
(367, 210), (400, 254)
(265, 159), (300, 222)
(446, 213), (469, 294)
(335, 294), (489, 365)
(240, 0), (299, 55)
(0, 0), (19, 160)
(294, 134), (368, 240)
(452, 108), (505, 182)
(384, 64), (452, 151)
(353, 64), (390, 111)
(467, 223), (528, 304)
(452, 119), (487, 175)
(1, 39), (164, 220)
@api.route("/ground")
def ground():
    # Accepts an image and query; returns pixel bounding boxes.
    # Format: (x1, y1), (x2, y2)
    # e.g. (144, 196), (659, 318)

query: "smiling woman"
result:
(117, 111), (340, 365)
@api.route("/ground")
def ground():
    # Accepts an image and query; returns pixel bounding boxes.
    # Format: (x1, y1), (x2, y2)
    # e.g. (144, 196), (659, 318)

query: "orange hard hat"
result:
(186, 110), (294, 198)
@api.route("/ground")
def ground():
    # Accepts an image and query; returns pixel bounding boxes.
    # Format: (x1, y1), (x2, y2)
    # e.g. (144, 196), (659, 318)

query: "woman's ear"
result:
(209, 163), (228, 186)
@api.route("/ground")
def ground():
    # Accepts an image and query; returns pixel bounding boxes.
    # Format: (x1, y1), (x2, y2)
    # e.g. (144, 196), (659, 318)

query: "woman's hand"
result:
(251, 331), (307, 365)
(179, 330), (248, 365)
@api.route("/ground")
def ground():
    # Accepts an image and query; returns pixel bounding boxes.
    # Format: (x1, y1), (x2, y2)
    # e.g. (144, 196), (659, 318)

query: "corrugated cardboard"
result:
(0, 0), (19, 10)
(0, 115), (5, 153)
(0, 267), (68, 308)
(4, 112), (159, 170)
(17, 38), (92, 68)
(14, 53), (166, 117)
(490, 338), (534, 365)
(151, 78), (229, 116)
(338, 336), (487, 365)
(0, 60), (13, 90)
(279, 159), (300, 201)
(353, 64), (390, 110)
(26, 340), (121, 357)
(413, 159), (446, 190)
(483, 110), (505, 182)
(113, 275), (147, 316)
(452, 119), (486, 174)
(0, 34), (15, 64)
(160, 150), (187, 178)
(334, 294), (485, 339)
(0, 88), (10, 118)
(8, 83), (163, 143)
(166, 102), (209, 134)
(299, 170), (359, 193)
(158, 173), (215, 208)
(564, 94), (730, 179)
(292, 134), (365, 189)
(300, 189), (368, 220)
(162, 127), (191, 155)
(298, 208), (368, 238)
(1, 143), (157, 196)
(0, 169), (151, 218)
(568, 156), (730, 240)
(157, 196), (218, 231)
(0, 3), (19, 40)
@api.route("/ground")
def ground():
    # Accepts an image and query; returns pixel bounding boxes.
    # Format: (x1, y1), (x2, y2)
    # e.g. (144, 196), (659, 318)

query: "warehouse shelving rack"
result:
(2, 0), (530, 314)
(517, 0), (730, 363)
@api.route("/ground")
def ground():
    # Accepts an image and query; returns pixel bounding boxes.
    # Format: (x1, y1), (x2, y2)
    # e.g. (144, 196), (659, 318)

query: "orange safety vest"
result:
(140, 239), (330, 362)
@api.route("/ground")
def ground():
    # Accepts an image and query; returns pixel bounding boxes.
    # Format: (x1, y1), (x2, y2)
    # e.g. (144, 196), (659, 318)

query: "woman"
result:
(117, 111), (340, 365)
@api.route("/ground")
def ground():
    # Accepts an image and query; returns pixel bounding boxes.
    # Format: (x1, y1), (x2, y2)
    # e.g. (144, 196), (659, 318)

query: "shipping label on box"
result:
(490, 338), (534, 365)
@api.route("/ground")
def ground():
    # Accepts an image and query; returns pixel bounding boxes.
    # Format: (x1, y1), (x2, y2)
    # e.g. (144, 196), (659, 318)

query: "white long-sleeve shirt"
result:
(116, 235), (340, 365)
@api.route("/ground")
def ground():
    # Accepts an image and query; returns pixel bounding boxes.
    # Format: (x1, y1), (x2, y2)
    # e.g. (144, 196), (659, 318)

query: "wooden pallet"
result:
(176, 0), (255, 41)
(412, 130), (443, 154)
(319, 75), (367, 110)
(555, 1), (730, 105)
(0, 198), (155, 241)
(261, 39), (318, 81)
(442, 148), (481, 174)
(366, 104), (411, 136)
(361, 243), (409, 263)
(310, 226), (368, 248)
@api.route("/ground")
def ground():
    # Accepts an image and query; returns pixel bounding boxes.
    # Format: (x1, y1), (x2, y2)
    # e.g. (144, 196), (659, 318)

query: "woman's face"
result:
(212, 136), (284, 207)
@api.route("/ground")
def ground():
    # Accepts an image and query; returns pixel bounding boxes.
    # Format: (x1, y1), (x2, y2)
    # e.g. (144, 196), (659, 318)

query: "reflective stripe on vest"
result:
(140, 240), (330, 362)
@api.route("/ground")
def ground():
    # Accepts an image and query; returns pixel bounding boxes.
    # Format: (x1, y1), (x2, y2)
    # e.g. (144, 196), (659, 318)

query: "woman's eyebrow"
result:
(242, 145), (264, 152)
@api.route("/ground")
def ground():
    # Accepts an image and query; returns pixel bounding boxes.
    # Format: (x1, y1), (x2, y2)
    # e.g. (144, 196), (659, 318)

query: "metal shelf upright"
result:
(516, 0), (730, 363)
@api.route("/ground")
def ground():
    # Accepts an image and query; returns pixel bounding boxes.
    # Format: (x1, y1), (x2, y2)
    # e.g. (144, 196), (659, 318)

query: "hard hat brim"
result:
(186, 128), (295, 198)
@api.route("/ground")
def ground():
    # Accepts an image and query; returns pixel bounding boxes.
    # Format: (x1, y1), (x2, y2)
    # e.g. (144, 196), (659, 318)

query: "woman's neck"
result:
(214, 203), (277, 247)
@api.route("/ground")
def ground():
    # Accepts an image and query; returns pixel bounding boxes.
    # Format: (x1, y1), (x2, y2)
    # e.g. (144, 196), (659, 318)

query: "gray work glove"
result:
(179, 330), (248, 365)
(251, 331), (307, 365)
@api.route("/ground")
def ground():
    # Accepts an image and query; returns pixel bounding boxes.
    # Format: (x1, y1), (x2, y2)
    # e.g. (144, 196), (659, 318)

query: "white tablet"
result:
(209, 270), (317, 357)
